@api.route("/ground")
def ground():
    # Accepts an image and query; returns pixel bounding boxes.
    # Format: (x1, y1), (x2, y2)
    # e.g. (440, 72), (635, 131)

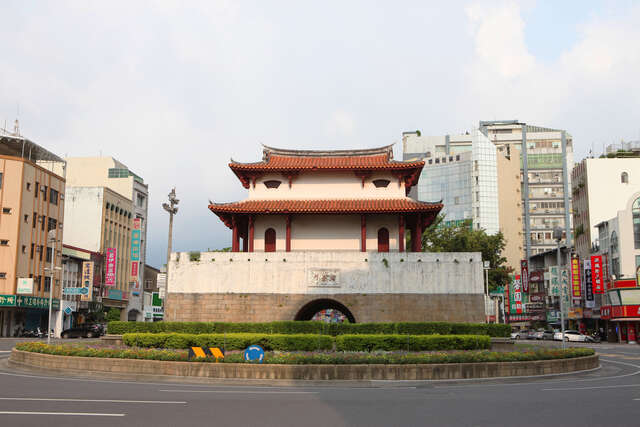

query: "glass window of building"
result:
(633, 197), (640, 249)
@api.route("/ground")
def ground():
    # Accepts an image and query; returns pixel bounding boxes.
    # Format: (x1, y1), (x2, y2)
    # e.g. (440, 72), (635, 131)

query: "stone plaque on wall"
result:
(308, 269), (340, 288)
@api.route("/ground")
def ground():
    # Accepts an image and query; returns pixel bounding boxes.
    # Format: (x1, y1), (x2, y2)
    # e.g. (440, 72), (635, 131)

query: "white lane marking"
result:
(159, 389), (317, 394)
(0, 398), (186, 404)
(0, 411), (124, 417)
(543, 383), (640, 391)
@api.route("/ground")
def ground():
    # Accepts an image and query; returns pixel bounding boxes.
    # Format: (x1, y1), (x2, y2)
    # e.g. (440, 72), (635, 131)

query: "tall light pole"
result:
(162, 188), (179, 283)
(553, 226), (566, 349)
(44, 230), (60, 344)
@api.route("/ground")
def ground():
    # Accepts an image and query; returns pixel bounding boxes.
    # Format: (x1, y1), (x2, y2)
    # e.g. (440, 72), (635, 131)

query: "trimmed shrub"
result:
(109, 321), (511, 337)
(334, 334), (490, 352)
(15, 342), (595, 365)
(123, 333), (333, 351)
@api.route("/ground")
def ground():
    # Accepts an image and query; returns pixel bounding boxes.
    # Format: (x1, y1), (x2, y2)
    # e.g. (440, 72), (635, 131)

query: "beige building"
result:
(63, 186), (133, 313)
(572, 155), (640, 261)
(51, 156), (148, 321)
(0, 131), (65, 337)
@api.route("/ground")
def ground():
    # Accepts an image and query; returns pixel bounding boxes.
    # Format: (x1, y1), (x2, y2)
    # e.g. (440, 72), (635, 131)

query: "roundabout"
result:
(0, 339), (639, 426)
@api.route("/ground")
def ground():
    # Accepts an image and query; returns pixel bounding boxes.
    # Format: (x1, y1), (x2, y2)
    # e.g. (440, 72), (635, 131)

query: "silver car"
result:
(553, 330), (589, 342)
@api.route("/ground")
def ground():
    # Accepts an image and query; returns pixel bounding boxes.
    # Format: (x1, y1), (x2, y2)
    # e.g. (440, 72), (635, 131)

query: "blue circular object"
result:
(243, 345), (265, 363)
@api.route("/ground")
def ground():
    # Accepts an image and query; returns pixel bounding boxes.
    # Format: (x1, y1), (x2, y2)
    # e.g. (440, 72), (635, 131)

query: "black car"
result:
(61, 323), (103, 338)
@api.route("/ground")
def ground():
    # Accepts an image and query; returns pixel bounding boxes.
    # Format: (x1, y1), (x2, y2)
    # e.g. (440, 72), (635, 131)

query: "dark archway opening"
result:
(377, 227), (389, 252)
(294, 299), (356, 323)
(265, 228), (276, 252)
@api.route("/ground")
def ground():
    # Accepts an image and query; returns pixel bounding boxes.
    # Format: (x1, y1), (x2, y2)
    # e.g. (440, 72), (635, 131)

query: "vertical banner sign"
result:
(131, 218), (141, 262)
(512, 274), (523, 314)
(584, 259), (594, 308)
(549, 266), (560, 296)
(105, 248), (117, 287)
(521, 260), (529, 293)
(571, 255), (581, 298)
(81, 261), (94, 302)
(591, 255), (604, 294)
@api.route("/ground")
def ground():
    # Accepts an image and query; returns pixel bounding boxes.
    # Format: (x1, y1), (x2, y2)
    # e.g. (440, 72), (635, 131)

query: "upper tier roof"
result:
(229, 145), (425, 188)
(230, 144), (424, 171)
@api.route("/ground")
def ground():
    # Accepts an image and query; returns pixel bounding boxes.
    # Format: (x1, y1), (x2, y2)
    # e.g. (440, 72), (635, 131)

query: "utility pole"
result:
(162, 188), (179, 283)
(45, 230), (59, 345)
(554, 226), (566, 349)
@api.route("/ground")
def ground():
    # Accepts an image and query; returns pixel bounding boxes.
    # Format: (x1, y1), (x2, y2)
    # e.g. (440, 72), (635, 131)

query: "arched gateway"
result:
(164, 144), (486, 324)
(295, 299), (356, 323)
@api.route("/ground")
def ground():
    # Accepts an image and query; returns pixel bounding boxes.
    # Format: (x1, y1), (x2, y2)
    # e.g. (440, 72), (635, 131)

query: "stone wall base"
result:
(164, 293), (484, 323)
(10, 350), (599, 381)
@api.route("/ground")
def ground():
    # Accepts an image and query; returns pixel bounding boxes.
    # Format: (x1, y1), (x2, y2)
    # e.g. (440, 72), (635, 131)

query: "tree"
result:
(421, 215), (512, 291)
(105, 308), (121, 322)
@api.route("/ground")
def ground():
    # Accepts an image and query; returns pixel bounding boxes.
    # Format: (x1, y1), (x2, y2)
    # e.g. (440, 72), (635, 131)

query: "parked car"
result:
(531, 329), (546, 340)
(61, 323), (104, 339)
(541, 330), (556, 340)
(553, 330), (589, 342)
(511, 330), (531, 340)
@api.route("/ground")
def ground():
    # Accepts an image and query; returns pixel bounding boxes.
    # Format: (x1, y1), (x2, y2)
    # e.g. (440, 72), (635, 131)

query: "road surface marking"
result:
(0, 398), (186, 404)
(543, 383), (640, 391)
(159, 389), (317, 394)
(0, 411), (124, 417)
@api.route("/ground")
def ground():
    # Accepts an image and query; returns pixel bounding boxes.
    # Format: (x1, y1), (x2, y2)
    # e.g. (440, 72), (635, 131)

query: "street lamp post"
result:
(162, 188), (179, 283)
(553, 226), (566, 349)
(45, 230), (60, 345)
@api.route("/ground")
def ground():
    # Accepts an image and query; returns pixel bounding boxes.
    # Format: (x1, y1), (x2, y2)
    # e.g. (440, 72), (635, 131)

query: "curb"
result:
(9, 349), (599, 382)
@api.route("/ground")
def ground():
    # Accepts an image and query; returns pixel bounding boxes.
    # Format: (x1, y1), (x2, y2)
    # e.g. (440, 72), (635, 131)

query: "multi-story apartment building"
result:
(403, 129), (523, 271)
(62, 186), (133, 318)
(572, 153), (640, 262)
(0, 130), (65, 337)
(51, 157), (149, 321)
(404, 120), (574, 257)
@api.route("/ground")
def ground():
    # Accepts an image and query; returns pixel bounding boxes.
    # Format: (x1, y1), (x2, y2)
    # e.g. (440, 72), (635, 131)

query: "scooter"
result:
(586, 332), (601, 343)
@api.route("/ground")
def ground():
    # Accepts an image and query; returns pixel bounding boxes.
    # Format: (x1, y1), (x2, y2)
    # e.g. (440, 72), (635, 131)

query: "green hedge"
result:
(123, 333), (489, 352)
(15, 342), (595, 365)
(109, 321), (510, 337)
(335, 334), (490, 352)
(122, 333), (333, 351)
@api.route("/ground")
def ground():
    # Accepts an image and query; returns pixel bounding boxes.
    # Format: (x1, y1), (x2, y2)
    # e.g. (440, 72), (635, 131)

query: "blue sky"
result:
(1, 1), (639, 268)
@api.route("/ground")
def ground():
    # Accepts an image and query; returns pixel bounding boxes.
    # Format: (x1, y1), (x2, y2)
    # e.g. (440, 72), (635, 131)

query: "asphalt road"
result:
(0, 339), (639, 426)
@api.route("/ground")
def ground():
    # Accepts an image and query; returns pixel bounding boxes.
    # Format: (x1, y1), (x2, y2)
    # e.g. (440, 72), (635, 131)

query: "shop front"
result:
(600, 304), (640, 344)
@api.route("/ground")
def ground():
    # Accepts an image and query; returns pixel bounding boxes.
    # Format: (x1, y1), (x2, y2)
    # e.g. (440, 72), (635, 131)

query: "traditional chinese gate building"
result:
(165, 145), (485, 323)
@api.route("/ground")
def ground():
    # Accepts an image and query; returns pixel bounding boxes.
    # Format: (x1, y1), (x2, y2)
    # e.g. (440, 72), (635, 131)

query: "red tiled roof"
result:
(209, 199), (442, 228)
(229, 154), (424, 171)
(209, 199), (442, 214)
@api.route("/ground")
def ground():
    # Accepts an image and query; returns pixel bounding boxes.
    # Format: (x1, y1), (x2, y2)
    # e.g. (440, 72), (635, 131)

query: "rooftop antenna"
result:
(13, 118), (20, 136)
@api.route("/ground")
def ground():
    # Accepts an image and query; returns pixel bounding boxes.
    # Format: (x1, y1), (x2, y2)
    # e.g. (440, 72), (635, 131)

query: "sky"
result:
(2, 0), (640, 268)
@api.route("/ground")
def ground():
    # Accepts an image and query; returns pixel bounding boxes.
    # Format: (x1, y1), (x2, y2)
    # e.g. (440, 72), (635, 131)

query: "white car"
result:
(553, 330), (589, 342)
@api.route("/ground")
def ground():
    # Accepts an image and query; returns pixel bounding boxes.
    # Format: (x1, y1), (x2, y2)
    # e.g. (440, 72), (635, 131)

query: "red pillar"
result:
(231, 216), (239, 252)
(361, 214), (366, 252)
(248, 215), (254, 252)
(398, 215), (405, 252)
(412, 214), (422, 252)
(286, 215), (291, 252)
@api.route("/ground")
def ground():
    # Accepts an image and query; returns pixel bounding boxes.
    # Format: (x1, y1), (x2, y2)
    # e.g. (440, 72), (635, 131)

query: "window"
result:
(47, 217), (57, 232)
(50, 189), (59, 205)
(46, 247), (52, 263)
(44, 276), (51, 293)
(32, 212), (37, 228)
(264, 180), (281, 189)
(0, 172), (2, 189)
(373, 179), (390, 188)
(34, 182), (39, 198)
(377, 228), (389, 253)
(42, 185), (47, 201)
(264, 228), (276, 252)
(0, 240), (8, 246)
(41, 215), (45, 231)
(633, 197), (640, 249)
(621, 172), (629, 184)
(30, 244), (34, 259)
(108, 168), (130, 178)
(2, 208), (11, 214)
(26, 182), (31, 191)
(38, 245), (43, 261)
(21, 245), (26, 254)
(0, 273), (6, 279)
(136, 193), (146, 207)
(24, 214), (28, 223)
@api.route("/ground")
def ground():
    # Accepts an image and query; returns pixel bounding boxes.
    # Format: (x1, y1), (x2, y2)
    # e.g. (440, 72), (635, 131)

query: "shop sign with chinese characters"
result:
(591, 255), (604, 294)
(105, 248), (117, 287)
(16, 296), (60, 310)
(0, 295), (16, 307)
(571, 255), (581, 298)
(81, 261), (94, 302)
(511, 275), (523, 314)
(584, 259), (594, 308)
